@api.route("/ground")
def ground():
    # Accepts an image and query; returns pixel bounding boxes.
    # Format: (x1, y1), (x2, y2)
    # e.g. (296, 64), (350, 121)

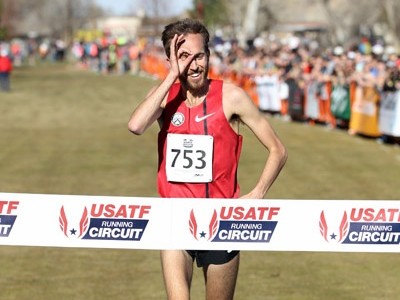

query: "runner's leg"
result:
(203, 253), (240, 300)
(160, 250), (193, 300)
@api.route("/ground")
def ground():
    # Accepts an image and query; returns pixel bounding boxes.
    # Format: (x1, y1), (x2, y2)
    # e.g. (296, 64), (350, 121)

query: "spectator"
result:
(0, 49), (13, 92)
(254, 55), (281, 114)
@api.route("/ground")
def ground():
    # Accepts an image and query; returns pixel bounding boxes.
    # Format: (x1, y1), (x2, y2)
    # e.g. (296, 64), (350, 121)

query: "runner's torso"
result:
(157, 80), (243, 198)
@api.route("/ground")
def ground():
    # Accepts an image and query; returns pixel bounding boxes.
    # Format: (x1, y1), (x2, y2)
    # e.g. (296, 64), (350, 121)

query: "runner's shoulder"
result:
(222, 81), (251, 106)
(222, 81), (246, 100)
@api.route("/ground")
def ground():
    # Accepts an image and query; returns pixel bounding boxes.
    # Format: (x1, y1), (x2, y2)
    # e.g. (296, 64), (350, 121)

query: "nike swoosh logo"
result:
(195, 112), (215, 122)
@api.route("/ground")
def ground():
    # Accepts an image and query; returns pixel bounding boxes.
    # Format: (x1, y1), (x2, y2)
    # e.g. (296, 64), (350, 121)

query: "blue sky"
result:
(95, 0), (193, 16)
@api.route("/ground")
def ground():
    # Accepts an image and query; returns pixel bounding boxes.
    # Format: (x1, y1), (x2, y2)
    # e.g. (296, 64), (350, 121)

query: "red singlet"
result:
(157, 80), (243, 198)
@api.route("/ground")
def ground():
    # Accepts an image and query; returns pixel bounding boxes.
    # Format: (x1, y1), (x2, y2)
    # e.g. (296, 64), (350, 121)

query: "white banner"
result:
(379, 91), (400, 137)
(1, 192), (400, 253)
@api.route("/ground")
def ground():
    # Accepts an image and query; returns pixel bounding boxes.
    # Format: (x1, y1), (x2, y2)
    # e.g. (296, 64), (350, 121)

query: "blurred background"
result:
(2, 0), (400, 50)
(1, 2), (400, 299)
(2, 0), (400, 144)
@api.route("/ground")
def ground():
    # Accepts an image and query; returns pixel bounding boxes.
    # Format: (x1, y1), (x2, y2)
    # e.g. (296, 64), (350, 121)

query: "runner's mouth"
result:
(188, 71), (202, 78)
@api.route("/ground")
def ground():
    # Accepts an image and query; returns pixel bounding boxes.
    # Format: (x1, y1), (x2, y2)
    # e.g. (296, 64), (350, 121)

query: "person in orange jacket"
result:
(0, 49), (13, 91)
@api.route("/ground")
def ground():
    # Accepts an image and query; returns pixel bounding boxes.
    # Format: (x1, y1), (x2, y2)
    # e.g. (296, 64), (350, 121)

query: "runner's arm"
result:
(128, 76), (175, 135)
(128, 34), (194, 135)
(225, 84), (288, 199)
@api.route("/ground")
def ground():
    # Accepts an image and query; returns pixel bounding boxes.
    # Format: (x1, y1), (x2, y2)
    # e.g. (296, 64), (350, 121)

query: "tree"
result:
(143, 0), (169, 36)
(191, 0), (229, 27)
(380, 0), (400, 49)
(0, 0), (18, 39)
(242, 0), (260, 42)
(4, 0), (103, 42)
(318, 0), (380, 46)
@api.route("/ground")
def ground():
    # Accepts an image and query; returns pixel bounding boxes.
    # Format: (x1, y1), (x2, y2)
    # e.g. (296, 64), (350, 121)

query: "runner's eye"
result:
(195, 53), (205, 60)
(179, 52), (190, 61)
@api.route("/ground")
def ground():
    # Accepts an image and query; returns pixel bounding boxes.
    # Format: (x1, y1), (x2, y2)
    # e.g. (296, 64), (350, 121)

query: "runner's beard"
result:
(179, 65), (209, 95)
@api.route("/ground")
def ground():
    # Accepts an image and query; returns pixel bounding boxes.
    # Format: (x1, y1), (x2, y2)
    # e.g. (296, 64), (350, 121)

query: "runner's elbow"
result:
(281, 144), (289, 164)
(282, 148), (288, 165)
(275, 142), (288, 164)
(128, 120), (145, 135)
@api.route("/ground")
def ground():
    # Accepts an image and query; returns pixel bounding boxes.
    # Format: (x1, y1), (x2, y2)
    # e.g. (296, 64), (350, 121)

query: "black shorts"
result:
(186, 250), (239, 268)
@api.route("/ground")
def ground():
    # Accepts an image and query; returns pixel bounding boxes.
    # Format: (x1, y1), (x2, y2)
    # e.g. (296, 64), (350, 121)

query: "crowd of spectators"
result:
(70, 37), (144, 75)
(2, 32), (400, 145)
(135, 33), (400, 145)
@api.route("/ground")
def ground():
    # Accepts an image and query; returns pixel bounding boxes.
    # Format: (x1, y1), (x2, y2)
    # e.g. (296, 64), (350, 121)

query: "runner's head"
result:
(161, 18), (210, 59)
(162, 19), (210, 95)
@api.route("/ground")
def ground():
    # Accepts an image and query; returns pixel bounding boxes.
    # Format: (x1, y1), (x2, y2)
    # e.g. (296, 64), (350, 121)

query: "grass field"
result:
(1, 63), (400, 299)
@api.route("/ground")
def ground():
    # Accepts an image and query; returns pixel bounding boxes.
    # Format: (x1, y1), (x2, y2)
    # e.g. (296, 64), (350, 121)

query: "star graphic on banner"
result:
(70, 228), (77, 235)
(330, 232), (337, 240)
(200, 231), (206, 238)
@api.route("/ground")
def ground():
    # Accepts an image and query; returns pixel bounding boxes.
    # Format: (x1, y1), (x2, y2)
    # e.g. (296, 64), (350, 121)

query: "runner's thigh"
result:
(160, 250), (193, 300)
(203, 253), (240, 300)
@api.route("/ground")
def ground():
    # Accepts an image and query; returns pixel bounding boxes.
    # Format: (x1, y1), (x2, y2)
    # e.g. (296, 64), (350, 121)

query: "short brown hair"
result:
(161, 18), (210, 58)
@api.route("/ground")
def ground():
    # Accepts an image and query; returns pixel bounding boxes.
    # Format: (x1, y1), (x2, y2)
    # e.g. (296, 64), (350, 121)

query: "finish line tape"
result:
(0, 192), (400, 252)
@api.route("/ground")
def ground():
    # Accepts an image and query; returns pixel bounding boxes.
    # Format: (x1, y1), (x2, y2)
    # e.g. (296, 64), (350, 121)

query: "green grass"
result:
(0, 63), (400, 299)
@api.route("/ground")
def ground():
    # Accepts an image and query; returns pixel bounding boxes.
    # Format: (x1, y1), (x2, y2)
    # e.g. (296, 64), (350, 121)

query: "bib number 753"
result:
(170, 149), (206, 169)
(166, 134), (213, 183)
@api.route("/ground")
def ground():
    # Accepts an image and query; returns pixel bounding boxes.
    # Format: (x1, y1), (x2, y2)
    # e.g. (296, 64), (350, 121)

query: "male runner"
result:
(128, 18), (287, 300)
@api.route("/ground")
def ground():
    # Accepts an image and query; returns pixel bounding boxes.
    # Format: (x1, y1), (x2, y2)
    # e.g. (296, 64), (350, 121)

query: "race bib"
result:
(166, 134), (214, 183)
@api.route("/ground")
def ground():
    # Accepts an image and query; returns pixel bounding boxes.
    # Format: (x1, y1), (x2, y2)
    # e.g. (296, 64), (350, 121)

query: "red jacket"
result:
(0, 56), (12, 72)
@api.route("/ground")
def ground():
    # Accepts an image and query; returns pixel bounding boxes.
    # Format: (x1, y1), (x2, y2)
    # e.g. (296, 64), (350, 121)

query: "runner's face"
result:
(177, 34), (209, 93)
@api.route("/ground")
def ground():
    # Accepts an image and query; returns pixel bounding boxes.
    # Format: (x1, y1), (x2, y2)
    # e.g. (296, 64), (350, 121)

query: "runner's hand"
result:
(169, 34), (194, 79)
